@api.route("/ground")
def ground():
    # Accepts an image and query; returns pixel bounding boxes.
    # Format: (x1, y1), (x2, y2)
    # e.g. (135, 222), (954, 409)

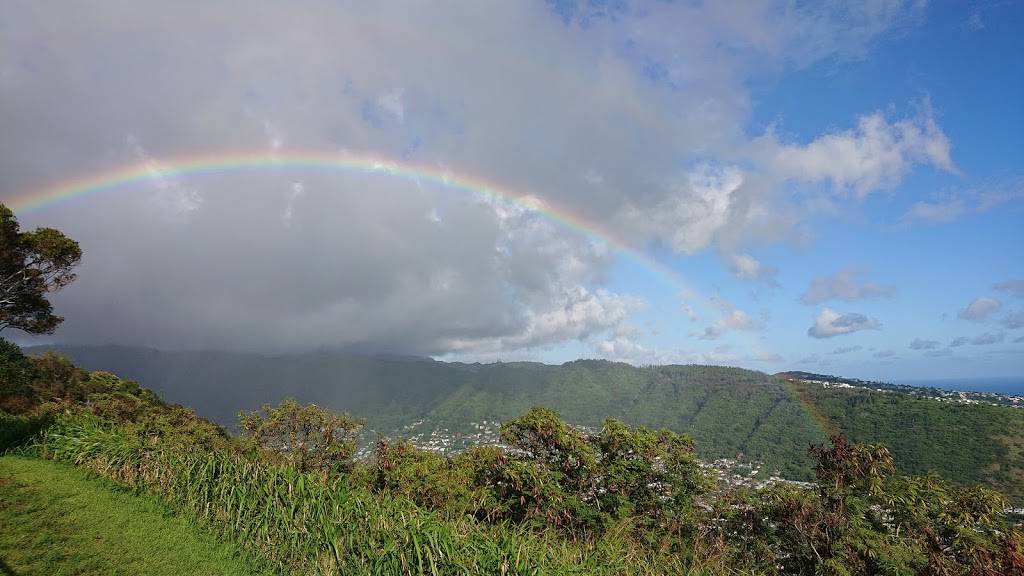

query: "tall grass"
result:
(34, 414), (718, 576)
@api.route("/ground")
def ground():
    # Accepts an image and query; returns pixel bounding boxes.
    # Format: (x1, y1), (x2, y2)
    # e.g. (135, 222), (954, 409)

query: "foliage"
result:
(0, 411), (53, 452)
(31, 413), (698, 575)
(0, 203), (81, 335)
(239, 398), (364, 474)
(0, 337), (36, 413)
(713, 436), (1021, 576)
(483, 408), (711, 539)
(0, 339), (230, 450)
(593, 419), (708, 536)
(368, 439), (494, 516)
(26, 404), (1023, 576)
(367, 408), (711, 542)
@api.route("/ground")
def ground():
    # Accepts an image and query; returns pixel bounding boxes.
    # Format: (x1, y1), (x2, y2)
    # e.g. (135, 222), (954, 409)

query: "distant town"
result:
(778, 371), (1024, 409)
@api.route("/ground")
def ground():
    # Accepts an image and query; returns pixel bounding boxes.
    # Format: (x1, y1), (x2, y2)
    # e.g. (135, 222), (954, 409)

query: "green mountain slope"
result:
(36, 346), (827, 479)
(423, 362), (827, 478)
(785, 379), (1024, 503)
(33, 346), (1024, 496)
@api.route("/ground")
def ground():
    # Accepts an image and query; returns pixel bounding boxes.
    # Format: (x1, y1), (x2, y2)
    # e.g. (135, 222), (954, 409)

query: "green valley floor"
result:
(0, 456), (267, 576)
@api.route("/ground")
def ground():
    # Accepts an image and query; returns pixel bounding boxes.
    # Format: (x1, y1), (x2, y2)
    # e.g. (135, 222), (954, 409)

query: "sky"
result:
(1, 1), (1022, 379)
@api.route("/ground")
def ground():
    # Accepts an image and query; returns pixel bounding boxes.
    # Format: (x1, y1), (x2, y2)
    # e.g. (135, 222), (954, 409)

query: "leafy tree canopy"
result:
(239, 399), (364, 474)
(0, 204), (81, 335)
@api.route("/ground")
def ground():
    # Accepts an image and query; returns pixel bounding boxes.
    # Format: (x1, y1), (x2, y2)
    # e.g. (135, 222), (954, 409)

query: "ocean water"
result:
(898, 377), (1024, 396)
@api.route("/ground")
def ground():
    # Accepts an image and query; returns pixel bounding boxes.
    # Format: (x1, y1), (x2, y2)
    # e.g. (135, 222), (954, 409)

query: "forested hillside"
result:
(785, 379), (1024, 503)
(33, 346), (826, 478)
(32, 346), (1024, 495)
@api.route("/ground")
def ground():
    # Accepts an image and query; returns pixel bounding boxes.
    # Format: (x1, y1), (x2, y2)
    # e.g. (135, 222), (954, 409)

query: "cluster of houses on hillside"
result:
(781, 371), (1023, 409)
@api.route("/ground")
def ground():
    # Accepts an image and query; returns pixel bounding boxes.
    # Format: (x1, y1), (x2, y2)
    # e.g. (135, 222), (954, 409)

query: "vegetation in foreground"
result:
(0, 455), (266, 576)
(2, 340), (1022, 576)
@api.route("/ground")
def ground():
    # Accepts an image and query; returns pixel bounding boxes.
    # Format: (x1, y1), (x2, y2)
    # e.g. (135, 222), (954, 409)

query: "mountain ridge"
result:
(27, 345), (1024, 501)
(29, 345), (826, 479)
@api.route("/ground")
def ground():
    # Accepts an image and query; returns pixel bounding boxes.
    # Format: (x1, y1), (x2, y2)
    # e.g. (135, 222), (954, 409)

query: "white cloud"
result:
(700, 297), (761, 340)
(281, 181), (305, 227)
(754, 105), (955, 197)
(902, 177), (1024, 224)
(801, 268), (895, 305)
(808, 308), (881, 338)
(595, 333), (651, 363)
(965, 9), (985, 32)
(444, 286), (639, 354)
(902, 199), (967, 223)
(958, 297), (1002, 321)
(701, 310), (758, 340)
(621, 164), (744, 254)
(125, 135), (203, 217)
(728, 253), (779, 285)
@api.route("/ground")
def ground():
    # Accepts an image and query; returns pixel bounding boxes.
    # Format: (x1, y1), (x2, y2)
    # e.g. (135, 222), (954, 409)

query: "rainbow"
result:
(9, 150), (621, 244)
(7, 149), (685, 282)
(6, 150), (774, 358)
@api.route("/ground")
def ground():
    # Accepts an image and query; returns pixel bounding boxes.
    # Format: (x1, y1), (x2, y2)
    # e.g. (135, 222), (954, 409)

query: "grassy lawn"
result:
(0, 455), (269, 576)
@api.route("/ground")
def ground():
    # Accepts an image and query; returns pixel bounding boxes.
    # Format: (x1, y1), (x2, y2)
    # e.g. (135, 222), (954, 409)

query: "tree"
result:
(0, 204), (82, 334)
(494, 408), (711, 536)
(238, 399), (364, 474)
(0, 337), (36, 412)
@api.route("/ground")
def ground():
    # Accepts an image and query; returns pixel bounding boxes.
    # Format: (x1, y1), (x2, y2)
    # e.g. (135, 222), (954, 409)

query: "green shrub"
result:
(370, 439), (494, 516)
(0, 411), (53, 451)
(712, 436), (1020, 576)
(239, 399), (363, 475)
(0, 338), (36, 413)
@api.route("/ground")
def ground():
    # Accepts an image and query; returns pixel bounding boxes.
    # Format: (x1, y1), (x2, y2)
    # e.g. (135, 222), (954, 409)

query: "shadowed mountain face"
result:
(31, 346), (827, 479)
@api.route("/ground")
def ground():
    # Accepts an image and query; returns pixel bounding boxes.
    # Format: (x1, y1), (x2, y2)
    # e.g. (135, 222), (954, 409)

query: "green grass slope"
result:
(0, 455), (267, 576)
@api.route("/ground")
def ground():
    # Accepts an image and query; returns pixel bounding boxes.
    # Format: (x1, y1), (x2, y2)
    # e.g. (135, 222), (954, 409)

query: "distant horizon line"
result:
(15, 341), (1024, 382)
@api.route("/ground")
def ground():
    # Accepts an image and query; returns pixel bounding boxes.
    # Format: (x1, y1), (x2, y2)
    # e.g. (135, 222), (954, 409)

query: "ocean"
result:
(898, 377), (1024, 396)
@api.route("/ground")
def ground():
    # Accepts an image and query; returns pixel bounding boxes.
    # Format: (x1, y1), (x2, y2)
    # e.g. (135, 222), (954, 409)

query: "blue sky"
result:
(1, 1), (1022, 378)
(502, 1), (1024, 378)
